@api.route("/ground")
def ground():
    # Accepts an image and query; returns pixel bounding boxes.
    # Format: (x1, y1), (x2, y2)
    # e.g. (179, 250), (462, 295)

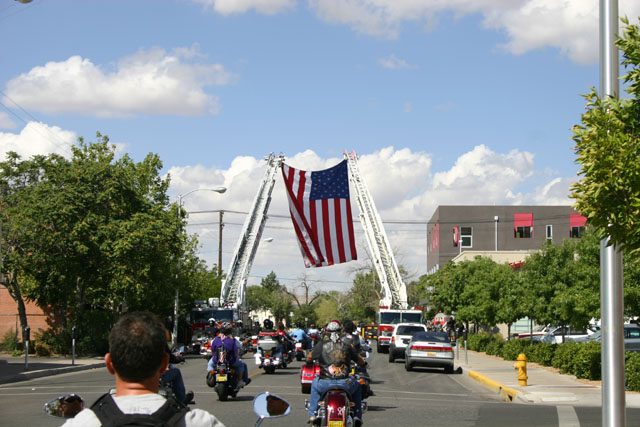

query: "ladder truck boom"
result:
(345, 151), (408, 310)
(220, 153), (285, 317)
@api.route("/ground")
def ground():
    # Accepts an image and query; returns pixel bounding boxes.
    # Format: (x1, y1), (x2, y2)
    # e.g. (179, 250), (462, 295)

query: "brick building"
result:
(0, 287), (53, 342)
(426, 205), (586, 274)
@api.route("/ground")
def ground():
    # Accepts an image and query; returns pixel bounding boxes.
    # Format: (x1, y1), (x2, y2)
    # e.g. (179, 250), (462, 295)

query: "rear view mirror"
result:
(253, 392), (291, 419)
(43, 394), (84, 418)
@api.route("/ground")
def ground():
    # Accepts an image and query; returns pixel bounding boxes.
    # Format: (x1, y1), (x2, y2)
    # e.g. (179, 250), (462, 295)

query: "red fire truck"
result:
(375, 307), (423, 353)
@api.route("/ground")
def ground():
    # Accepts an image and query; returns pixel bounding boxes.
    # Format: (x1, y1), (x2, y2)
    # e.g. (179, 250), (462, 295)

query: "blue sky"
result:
(2, 0), (639, 293)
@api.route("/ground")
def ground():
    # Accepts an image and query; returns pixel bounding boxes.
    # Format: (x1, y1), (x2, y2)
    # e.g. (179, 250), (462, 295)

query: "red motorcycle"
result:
(300, 361), (320, 394)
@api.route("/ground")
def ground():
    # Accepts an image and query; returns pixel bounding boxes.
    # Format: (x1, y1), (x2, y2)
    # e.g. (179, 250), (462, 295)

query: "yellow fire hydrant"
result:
(514, 353), (528, 386)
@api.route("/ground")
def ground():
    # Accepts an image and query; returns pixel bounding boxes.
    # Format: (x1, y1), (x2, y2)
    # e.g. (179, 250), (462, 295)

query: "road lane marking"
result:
(557, 406), (580, 427)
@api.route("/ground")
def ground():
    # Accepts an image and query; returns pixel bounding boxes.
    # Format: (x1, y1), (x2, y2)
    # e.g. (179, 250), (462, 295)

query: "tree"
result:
(571, 17), (640, 256)
(345, 270), (380, 322)
(0, 135), (189, 342)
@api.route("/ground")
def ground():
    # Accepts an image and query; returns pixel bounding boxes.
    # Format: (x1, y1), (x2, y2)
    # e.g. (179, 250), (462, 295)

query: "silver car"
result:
(574, 324), (640, 352)
(404, 331), (454, 373)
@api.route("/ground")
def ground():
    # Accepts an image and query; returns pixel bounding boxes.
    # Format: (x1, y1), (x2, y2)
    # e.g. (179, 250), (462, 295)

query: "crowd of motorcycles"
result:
(42, 324), (374, 427)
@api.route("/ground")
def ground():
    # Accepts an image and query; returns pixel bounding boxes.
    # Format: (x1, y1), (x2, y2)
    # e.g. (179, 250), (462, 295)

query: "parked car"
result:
(574, 324), (640, 352)
(535, 326), (596, 344)
(519, 325), (596, 343)
(388, 323), (427, 363)
(404, 331), (454, 373)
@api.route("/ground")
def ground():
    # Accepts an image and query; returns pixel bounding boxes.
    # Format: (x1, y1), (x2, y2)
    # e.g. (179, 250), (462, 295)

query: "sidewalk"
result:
(456, 348), (640, 407)
(0, 353), (105, 385)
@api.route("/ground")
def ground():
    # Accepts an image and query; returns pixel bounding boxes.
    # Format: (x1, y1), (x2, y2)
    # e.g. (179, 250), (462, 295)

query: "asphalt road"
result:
(2, 349), (640, 426)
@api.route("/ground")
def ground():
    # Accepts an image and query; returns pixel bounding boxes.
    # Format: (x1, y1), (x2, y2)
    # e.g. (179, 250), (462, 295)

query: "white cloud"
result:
(167, 145), (572, 288)
(0, 111), (17, 129)
(3, 46), (234, 118)
(378, 54), (413, 69)
(191, 0), (295, 15)
(307, 0), (640, 65)
(0, 121), (76, 161)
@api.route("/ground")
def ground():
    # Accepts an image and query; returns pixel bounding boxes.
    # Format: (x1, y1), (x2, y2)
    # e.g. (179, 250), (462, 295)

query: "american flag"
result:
(281, 160), (357, 267)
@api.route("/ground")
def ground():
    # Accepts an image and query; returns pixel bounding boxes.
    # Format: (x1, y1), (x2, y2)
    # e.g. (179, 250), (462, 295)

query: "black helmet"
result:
(263, 319), (274, 330)
(208, 318), (216, 326)
(221, 322), (233, 336)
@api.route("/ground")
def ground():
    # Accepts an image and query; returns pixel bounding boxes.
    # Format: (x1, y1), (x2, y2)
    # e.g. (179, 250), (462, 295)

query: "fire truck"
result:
(345, 152), (424, 353)
(375, 307), (424, 353)
(189, 299), (234, 353)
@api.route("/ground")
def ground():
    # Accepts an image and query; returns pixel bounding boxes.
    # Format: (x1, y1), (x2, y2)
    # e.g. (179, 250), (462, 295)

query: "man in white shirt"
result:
(63, 311), (225, 427)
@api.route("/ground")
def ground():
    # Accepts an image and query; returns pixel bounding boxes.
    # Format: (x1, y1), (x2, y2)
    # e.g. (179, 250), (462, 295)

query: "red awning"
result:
(570, 213), (587, 228)
(513, 213), (533, 231)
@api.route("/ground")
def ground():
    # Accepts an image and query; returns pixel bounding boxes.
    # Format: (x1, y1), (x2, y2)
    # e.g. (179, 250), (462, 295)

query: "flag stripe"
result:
(281, 160), (357, 268)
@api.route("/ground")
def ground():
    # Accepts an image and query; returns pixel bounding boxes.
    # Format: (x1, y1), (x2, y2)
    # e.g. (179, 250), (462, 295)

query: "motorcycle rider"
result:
(208, 323), (249, 389)
(306, 320), (366, 427)
(62, 311), (224, 426)
(276, 321), (294, 358)
(341, 320), (362, 355)
(160, 345), (194, 404)
(291, 321), (311, 350)
(307, 323), (320, 345)
(205, 318), (218, 338)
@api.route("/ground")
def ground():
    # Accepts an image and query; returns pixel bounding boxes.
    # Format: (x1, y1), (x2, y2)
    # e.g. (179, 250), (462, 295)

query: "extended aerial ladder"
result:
(345, 151), (408, 309)
(220, 153), (285, 319)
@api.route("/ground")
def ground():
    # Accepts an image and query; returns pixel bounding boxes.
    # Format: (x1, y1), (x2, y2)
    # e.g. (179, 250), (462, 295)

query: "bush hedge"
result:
(464, 333), (640, 390)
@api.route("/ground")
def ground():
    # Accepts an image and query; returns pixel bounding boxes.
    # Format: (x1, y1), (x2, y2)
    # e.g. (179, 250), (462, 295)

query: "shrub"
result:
(485, 338), (504, 356)
(573, 341), (601, 380)
(467, 333), (492, 352)
(0, 328), (19, 352)
(526, 342), (557, 366)
(626, 352), (640, 392)
(502, 338), (529, 361)
(35, 341), (51, 357)
(552, 341), (580, 374)
(11, 349), (22, 357)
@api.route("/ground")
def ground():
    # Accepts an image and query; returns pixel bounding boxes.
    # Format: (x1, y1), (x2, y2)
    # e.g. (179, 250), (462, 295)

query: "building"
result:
(426, 205), (586, 274)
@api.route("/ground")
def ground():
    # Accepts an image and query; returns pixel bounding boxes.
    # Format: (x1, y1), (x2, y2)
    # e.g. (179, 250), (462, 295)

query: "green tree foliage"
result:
(245, 271), (293, 323)
(0, 135), (195, 335)
(571, 17), (640, 256)
(345, 270), (380, 322)
(521, 235), (600, 335)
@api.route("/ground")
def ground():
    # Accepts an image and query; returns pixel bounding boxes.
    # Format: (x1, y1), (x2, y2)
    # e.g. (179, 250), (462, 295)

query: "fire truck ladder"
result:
(220, 153), (285, 311)
(345, 151), (408, 309)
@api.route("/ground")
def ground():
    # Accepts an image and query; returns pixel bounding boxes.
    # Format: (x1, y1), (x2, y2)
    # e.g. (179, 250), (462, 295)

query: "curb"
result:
(0, 362), (105, 385)
(468, 370), (521, 402)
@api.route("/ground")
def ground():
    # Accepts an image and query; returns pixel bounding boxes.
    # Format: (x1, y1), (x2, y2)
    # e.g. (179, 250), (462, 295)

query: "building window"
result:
(570, 213), (587, 239)
(514, 213), (533, 238)
(546, 225), (553, 240)
(460, 226), (472, 248)
(570, 226), (585, 238)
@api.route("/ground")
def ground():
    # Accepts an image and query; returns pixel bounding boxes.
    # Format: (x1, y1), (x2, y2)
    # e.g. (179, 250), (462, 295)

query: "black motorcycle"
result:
(207, 347), (240, 401)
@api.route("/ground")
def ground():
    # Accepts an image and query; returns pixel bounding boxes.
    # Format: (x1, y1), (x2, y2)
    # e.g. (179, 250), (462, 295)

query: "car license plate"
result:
(296, 343), (302, 349)
(216, 374), (227, 382)
(427, 351), (436, 356)
(328, 422), (344, 427)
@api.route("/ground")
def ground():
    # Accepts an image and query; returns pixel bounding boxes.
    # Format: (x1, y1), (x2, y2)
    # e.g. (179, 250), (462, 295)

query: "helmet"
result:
(326, 320), (342, 333)
(344, 320), (356, 333)
(221, 322), (233, 335)
(263, 319), (274, 330)
(208, 318), (216, 326)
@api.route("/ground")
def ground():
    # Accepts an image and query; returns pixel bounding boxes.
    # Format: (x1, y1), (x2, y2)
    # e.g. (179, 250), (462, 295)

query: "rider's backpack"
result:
(90, 393), (189, 427)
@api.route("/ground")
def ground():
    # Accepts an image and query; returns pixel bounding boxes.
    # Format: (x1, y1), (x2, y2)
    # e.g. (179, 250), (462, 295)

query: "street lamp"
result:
(173, 186), (227, 349)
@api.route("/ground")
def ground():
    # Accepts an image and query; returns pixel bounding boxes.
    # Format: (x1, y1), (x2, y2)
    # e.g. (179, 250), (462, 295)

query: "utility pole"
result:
(600, 1), (625, 426)
(218, 210), (223, 277)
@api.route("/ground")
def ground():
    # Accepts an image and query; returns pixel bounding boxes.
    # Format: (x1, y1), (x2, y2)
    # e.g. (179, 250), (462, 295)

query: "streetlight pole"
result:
(173, 187), (226, 349)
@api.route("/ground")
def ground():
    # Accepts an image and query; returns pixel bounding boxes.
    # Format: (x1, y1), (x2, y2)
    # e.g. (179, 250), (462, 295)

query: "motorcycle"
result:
(207, 347), (241, 401)
(43, 391), (291, 427)
(300, 360), (320, 394)
(254, 345), (288, 374)
(295, 339), (306, 361)
(305, 380), (367, 427)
